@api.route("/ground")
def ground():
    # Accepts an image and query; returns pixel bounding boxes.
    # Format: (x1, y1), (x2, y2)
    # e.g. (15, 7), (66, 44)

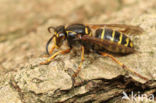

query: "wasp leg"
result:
(100, 52), (149, 81)
(40, 49), (71, 65)
(43, 45), (56, 57)
(72, 46), (85, 79)
(49, 45), (56, 55)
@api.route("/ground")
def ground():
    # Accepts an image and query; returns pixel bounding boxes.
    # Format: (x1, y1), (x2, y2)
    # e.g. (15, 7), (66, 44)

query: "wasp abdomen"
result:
(95, 28), (134, 48)
(95, 28), (134, 53)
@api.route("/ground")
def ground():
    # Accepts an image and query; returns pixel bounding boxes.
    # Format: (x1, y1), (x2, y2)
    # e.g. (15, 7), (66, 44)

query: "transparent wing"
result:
(87, 24), (144, 35)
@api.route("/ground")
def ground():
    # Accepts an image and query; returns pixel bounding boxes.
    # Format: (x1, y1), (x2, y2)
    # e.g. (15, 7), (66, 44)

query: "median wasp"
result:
(40, 23), (148, 81)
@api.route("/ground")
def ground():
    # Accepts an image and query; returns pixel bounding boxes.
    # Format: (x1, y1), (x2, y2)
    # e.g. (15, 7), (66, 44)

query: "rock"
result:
(0, 14), (156, 102)
(0, 85), (22, 103)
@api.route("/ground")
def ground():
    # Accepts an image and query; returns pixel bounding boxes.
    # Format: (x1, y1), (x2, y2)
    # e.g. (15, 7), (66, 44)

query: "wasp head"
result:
(54, 25), (67, 47)
(46, 25), (67, 55)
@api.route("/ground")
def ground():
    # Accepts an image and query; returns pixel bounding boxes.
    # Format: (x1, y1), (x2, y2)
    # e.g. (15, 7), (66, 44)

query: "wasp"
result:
(40, 23), (148, 81)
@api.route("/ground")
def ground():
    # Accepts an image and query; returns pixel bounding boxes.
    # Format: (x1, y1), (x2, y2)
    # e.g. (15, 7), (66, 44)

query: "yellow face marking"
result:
(85, 27), (88, 34)
(56, 33), (59, 37)
(124, 38), (129, 47)
(130, 42), (133, 48)
(101, 29), (105, 39)
(111, 30), (115, 41)
(54, 32), (57, 36)
(53, 36), (57, 46)
(118, 32), (122, 44)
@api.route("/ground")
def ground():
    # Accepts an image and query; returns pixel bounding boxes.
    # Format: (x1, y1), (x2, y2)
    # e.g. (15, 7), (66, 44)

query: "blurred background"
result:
(0, 0), (156, 76)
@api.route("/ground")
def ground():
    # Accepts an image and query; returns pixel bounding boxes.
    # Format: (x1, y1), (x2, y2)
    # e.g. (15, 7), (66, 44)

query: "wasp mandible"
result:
(40, 23), (148, 81)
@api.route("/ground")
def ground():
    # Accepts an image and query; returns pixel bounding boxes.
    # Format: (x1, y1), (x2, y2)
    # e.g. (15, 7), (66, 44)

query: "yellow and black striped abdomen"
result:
(95, 28), (134, 53)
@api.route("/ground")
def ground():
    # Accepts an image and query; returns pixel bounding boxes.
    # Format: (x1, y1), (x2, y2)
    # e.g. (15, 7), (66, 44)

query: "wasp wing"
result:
(80, 35), (135, 54)
(87, 24), (144, 35)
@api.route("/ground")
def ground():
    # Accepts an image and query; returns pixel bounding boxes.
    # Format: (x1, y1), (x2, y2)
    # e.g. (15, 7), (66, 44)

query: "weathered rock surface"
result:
(0, 14), (156, 103)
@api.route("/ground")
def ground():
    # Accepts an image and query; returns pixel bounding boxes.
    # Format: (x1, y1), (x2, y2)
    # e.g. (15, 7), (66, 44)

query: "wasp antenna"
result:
(48, 26), (56, 33)
(46, 35), (56, 55)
